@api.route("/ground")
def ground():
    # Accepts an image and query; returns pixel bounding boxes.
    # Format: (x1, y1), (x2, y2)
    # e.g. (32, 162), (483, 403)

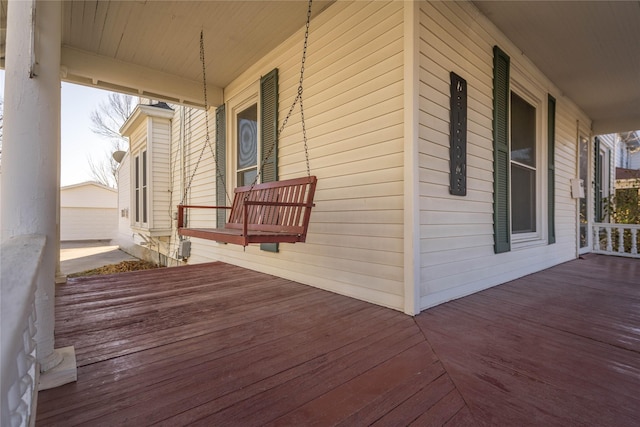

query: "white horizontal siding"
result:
(150, 117), (172, 231)
(418, 1), (590, 309)
(61, 207), (118, 241)
(116, 154), (134, 243)
(129, 125), (147, 154)
(60, 184), (117, 208)
(183, 1), (406, 311)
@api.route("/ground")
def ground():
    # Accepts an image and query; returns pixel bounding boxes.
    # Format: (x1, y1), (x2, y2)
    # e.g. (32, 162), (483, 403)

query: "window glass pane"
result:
(511, 92), (536, 167)
(142, 151), (147, 223)
(237, 104), (257, 170)
(135, 189), (140, 222)
(143, 187), (147, 223)
(239, 168), (257, 187)
(511, 164), (536, 233)
(135, 156), (140, 188)
(142, 151), (147, 185)
(135, 156), (140, 222)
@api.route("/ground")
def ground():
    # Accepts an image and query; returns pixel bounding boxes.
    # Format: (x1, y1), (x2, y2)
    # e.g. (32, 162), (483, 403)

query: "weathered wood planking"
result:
(37, 262), (459, 426)
(37, 254), (640, 426)
(416, 254), (640, 426)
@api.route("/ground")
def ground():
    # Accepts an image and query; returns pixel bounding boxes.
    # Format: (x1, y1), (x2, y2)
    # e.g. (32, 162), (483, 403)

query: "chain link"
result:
(182, 31), (231, 206)
(247, 0), (313, 197)
(184, 0), (313, 205)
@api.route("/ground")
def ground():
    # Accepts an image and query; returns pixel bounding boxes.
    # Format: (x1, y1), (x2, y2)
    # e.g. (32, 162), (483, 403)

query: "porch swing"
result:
(177, 0), (317, 247)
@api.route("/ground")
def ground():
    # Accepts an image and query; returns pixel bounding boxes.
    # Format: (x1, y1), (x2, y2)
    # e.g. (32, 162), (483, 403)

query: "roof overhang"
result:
(1, 0), (334, 109)
(1, 1), (638, 134)
(473, 1), (640, 134)
(120, 103), (175, 137)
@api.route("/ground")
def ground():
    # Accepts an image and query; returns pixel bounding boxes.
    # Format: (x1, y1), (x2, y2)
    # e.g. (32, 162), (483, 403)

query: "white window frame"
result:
(227, 83), (261, 191)
(509, 71), (548, 248)
(132, 146), (149, 229)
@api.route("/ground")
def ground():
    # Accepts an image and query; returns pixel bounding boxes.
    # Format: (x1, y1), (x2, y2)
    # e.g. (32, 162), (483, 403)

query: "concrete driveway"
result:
(60, 240), (138, 276)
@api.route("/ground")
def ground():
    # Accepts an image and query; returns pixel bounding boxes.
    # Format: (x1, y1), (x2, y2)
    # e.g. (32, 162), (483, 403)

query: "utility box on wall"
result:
(178, 240), (191, 259)
(571, 178), (585, 199)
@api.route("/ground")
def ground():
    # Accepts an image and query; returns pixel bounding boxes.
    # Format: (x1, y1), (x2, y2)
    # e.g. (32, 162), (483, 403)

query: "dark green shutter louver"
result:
(547, 95), (556, 244)
(215, 104), (227, 228)
(260, 68), (279, 253)
(493, 46), (511, 254)
(594, 137), (603, 222)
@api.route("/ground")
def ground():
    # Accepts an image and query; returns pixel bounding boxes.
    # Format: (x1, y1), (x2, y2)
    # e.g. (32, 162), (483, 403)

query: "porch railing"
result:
(593, 223), (640, 258)
(1, 235), (46, 427)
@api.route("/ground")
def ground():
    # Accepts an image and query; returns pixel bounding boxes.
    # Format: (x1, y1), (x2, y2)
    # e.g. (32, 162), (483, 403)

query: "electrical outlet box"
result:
(177, 240), (191, 259)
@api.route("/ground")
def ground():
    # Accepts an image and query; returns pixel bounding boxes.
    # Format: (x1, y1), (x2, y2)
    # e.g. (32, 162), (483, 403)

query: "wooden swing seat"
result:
(178, 176), (317, 247)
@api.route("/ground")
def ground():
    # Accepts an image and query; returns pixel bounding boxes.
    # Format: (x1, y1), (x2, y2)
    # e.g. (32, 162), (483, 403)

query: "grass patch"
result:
(68, 260), (160, 277)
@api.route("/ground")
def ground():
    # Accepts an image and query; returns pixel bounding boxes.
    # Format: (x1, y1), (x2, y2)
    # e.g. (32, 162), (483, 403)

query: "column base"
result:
(55, 273), (67, 285)
(38, 346), (77, 391)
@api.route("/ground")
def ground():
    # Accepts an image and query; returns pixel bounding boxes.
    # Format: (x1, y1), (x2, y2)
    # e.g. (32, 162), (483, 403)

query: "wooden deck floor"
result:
(37, 254), (639, 426)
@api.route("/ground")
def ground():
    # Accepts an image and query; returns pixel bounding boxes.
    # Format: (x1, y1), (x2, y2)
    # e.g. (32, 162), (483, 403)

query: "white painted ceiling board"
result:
(1, 0), (638, 133)
(61, 1), (334, 89)
(473, 1), (640, 133)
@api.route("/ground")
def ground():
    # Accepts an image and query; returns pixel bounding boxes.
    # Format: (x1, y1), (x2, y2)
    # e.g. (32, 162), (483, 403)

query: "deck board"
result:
(416, 255), (640, 426)
(37, 254), (640, 426)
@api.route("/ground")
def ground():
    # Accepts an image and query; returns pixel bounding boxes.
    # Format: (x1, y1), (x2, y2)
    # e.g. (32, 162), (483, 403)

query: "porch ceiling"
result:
(1, 1), (638, 133)
(473, 1), (640, 135)
(0, 0), (334, 107)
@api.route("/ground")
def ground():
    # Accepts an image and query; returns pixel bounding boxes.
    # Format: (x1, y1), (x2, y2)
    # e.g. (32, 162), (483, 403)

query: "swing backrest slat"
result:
(225, 176), (317, 234)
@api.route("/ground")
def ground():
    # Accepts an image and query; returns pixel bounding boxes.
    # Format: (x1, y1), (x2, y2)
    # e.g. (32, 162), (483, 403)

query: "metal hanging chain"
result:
(246, 0), (313, 198)
(181, 30), (231, 206)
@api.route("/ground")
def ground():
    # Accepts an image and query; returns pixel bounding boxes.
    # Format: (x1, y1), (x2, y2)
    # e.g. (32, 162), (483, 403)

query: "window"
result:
(236, 104), (258, 186)
(221, 68), (279, 251)
(510, 92), (537, 234)
(120, 103), (174, 235)
(228, 69), (278, 189)
(133, 149), (148, 226)
(135, 155), (140, 222)
(493, 46), (553, 253)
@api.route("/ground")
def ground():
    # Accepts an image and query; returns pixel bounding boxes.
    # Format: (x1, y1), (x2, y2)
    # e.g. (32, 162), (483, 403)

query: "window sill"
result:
(511, 234), (547, 251)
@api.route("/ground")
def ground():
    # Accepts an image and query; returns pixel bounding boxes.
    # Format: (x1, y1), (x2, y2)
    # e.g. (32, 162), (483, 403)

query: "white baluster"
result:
(632, 229), (638, 255)
(618, 227), (625, 253)
(593, 226), (600, 251)
(606, 227), (613, 253)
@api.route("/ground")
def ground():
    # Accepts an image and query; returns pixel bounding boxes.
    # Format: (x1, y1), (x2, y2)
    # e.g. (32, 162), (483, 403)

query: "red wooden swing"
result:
(177, 1), (316, 247)
(178, 176), (316, 246)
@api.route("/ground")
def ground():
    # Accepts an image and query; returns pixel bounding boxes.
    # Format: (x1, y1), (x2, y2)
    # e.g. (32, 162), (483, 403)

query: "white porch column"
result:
(2, 0), (63, 372)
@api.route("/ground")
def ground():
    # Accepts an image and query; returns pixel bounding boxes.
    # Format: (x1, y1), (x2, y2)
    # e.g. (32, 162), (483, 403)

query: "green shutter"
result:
(547, 95), (556, 244)
(594, 137), (603, 222)
(260, 68), (279, 252)
(215, 104), (227, 228)
(493, 46), (511, 254)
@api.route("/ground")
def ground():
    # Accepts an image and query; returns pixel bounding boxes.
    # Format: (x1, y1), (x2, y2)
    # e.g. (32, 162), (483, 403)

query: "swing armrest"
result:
(243, 201), (315, 208)
(177, 204), (232, 228)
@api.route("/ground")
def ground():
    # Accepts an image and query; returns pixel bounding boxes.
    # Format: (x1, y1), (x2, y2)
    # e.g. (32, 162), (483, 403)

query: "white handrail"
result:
(593, 223), (640, 258)
(1, 235), (46, 427)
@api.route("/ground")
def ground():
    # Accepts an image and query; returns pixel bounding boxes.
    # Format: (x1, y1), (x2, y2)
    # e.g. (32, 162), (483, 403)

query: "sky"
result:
(0, 69), (118, 187)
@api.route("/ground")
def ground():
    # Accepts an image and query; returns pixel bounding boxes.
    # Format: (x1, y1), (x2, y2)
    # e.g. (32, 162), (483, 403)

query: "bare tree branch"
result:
(88, 93), (136, 187)
(90, 93), (135, 145)
(87, 151), (118, 188)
